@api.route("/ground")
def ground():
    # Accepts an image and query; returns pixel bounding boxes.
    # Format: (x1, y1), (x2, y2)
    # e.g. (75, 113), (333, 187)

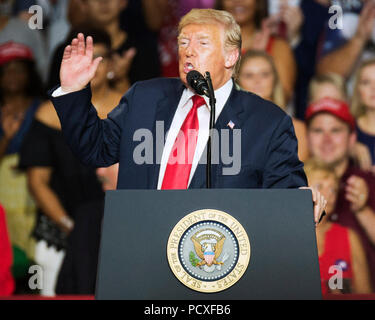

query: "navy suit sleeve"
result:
(50, 84), (133, 167)
(262, 114), (307, 188)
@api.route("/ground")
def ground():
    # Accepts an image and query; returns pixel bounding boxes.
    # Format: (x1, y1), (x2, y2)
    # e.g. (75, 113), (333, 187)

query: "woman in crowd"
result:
(0, 42), (42, 268)
(216, 0), (296, 101)
(237, 50), (308, 162)
(308, 72), (347, 104)
(19, 28), (122, 296)
(308, 72), (374, 172)
(351, 59), (375, 172)
(304, 159), (372, 294)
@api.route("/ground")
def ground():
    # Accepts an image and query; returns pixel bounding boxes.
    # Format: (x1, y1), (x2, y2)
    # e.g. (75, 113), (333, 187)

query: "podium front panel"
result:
(95, 189), (321, 300)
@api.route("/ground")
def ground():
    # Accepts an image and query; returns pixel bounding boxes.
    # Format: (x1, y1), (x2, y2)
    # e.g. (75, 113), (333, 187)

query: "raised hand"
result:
(345, 175), (369, 213)
(355, 0), (375, 43)
(111, 47), (137, 81)
(279, 4), (304, 43)
(60, 33), (103, 93)
(250, 19), (272, 51)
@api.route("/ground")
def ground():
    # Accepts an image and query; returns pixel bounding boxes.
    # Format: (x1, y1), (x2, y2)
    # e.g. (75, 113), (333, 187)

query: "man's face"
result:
(178, 23), (237, 90)
(307, 113), (355, 166)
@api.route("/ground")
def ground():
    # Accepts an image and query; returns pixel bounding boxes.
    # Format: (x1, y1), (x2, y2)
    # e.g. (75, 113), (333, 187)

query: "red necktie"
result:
(161, 95), (206, 189)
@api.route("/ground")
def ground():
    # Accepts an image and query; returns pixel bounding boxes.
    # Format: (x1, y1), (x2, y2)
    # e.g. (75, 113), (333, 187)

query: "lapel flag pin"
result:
(227, 120), (235, 129)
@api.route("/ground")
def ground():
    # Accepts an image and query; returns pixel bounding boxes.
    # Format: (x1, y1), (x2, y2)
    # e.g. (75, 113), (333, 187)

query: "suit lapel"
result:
(155, 81), (186, 134)
(215, 81), (246, 132)
(189, 81), (246, 189)
(150, 80), (186, 189)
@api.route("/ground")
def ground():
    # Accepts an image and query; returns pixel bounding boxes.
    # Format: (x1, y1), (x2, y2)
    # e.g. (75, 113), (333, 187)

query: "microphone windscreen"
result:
(186, 70), (207, 96)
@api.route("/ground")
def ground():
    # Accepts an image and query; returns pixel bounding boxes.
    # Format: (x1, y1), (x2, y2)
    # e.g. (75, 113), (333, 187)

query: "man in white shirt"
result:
(50, 8), (326, 224)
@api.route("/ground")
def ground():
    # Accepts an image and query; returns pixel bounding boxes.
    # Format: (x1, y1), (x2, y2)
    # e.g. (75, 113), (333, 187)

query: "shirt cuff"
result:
(290, 33), (301, 49)
(52, 86), (69, 97)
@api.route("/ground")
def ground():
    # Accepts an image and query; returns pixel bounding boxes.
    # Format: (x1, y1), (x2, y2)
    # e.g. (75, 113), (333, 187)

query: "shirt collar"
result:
(181, 78), (233, 111)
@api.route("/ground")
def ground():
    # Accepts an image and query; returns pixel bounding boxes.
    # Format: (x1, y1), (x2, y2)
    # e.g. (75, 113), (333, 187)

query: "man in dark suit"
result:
(50, 9), (326, 223)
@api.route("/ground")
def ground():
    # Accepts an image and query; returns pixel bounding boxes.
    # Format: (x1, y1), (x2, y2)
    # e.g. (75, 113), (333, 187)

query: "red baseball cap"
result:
(0, 42), (34, 66)
(305, 97), (356, 131)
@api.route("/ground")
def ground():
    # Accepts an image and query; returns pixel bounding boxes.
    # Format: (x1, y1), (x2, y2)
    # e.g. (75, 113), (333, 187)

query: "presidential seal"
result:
(167, 209), (250, 293)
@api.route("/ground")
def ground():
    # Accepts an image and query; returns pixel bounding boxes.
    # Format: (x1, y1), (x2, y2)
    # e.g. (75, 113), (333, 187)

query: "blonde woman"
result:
(237, 50), (308, 162)
(351, 59), (375, 174)
(308, 73), (347, 104)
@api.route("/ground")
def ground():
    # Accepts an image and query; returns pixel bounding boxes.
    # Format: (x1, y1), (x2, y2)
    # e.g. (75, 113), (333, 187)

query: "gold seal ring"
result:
(167, 209), (251, 293)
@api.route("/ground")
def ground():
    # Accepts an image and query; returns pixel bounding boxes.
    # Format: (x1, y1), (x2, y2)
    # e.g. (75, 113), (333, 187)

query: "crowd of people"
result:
(0, 0), (375, 297)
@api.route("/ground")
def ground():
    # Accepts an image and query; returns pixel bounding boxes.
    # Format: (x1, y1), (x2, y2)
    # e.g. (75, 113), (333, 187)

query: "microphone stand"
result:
(205, 72), (216, 189)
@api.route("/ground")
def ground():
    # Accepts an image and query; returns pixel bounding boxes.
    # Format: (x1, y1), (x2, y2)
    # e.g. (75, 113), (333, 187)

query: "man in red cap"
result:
(306, 97), (375, 291)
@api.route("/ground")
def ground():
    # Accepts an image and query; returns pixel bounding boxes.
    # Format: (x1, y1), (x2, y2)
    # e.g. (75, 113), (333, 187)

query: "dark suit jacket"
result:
(50, 78), (307, 189)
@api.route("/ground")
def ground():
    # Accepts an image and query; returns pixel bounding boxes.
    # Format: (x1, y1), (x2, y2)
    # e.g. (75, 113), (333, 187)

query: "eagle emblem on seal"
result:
(191, 228), (226, 267)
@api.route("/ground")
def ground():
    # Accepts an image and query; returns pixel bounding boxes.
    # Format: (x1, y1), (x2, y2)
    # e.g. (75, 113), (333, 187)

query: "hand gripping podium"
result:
(95, 189), (322, 300)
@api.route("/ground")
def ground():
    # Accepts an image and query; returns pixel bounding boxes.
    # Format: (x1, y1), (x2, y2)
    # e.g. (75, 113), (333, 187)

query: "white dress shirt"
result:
(52, 78), (233, 189)
(157, 78), (233, 189)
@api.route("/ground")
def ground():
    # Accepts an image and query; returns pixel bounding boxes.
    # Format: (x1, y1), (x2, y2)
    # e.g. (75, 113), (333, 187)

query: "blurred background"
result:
(1, 0), (375, 298)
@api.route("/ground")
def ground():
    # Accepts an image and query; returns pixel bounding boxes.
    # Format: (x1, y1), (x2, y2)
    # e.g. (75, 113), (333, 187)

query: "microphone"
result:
(187, 70), (209, 97)
(187, 70), (216, 189)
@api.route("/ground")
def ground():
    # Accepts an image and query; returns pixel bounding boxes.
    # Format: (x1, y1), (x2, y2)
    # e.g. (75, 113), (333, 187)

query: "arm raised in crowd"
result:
(316, 1), (375, 78)
(271, 38), (296, 102)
